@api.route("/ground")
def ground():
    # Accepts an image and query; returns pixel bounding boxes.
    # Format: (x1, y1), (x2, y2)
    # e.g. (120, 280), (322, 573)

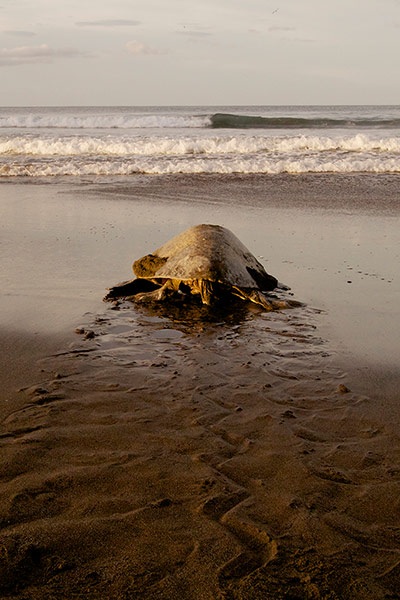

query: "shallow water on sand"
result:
(1, 175), (399, 368)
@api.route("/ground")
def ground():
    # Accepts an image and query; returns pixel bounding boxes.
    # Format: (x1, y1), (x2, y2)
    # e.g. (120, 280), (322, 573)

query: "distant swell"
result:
(0, 114), (210, 130)
(3, 111), (400, 131)
(210, 113), (400, 130)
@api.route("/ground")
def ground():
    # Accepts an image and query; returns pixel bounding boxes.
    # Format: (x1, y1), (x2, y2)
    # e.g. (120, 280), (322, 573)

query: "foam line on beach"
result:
(2, 154), (400, 176)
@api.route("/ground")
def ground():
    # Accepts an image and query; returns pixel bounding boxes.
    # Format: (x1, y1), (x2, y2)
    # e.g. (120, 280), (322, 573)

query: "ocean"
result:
(1, 105), (400, 178)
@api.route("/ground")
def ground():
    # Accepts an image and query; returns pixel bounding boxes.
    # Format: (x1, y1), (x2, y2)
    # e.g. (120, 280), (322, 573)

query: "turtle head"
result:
(133, 254), (168, 278)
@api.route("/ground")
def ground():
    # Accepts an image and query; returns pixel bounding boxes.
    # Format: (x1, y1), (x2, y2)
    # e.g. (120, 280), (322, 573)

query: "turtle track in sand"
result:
(1, 301), (400, 599)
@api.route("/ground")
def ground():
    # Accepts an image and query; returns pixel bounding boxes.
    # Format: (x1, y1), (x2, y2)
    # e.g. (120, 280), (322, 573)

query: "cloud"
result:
(0, 44), (90, 66)
(269, 26), (296, 32)
(281, 37), (316, 43)
(176, 30), (212, 37)
(125, 40), (164, 56)
(4, 30), (37, 37)
(76, 19), (140, 27)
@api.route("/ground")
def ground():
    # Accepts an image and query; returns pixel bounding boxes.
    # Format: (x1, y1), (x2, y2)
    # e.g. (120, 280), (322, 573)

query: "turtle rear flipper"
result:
(231, 287), (274, 310)
(273, 298), (303, 309)
(251, 293), (303, 310)
(245, 289), (275, 310)
(233, 288), (301, 311)
(193, 279), (217, 305)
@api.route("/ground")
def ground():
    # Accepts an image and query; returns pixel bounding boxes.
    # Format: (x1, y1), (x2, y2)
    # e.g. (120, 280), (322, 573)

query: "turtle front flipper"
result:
(134, 280), (177, 304)
(104, 278), (158, 301)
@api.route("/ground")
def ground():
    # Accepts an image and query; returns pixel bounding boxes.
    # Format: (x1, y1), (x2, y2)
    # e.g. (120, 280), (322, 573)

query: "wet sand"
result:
(1, 175), (400, 599)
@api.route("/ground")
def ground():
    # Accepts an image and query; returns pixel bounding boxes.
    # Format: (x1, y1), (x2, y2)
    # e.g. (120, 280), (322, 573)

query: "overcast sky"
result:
(1, 0), (400, 106)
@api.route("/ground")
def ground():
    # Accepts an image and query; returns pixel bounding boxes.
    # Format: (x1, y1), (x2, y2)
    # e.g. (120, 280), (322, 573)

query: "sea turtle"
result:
(105, 224), (296, 310)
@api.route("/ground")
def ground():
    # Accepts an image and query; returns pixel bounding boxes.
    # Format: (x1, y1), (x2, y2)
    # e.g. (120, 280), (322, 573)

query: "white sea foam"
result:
(2, 133), (400, 157)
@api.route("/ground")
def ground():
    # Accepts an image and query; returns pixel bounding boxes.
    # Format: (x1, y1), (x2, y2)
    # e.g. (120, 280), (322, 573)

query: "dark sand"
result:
(1, 175), (400, 599)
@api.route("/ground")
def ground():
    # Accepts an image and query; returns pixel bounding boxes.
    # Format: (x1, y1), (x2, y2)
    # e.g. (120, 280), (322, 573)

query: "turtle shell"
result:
(133, 224), (277, 292)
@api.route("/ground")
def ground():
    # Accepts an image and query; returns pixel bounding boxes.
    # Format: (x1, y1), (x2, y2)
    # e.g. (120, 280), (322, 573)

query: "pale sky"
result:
(1, 0), (400, 106)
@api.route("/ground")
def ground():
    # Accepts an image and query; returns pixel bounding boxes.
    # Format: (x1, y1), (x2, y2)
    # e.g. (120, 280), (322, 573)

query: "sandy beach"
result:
(1, 174), (400, 599)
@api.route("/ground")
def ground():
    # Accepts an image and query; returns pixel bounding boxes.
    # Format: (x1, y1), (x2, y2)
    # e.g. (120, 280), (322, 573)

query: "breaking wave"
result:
(2, 133), (400, 157)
